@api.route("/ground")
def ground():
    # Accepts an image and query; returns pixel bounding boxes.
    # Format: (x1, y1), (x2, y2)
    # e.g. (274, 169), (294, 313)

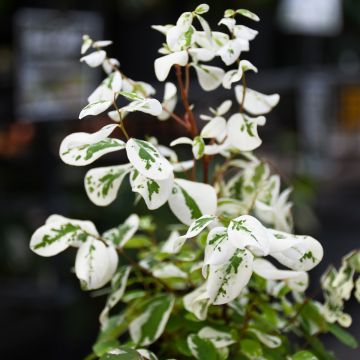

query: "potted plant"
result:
(30, 4), (359, 359)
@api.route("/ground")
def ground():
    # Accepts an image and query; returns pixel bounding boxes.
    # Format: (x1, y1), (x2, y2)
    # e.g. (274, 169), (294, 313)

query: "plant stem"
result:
(113, 94), (130, 140)
(175, 64), (198, 137)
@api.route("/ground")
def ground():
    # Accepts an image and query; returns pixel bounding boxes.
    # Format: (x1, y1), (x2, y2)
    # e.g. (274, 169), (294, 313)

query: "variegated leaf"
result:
(126, 138), (173, 180)
(60, 124), (125, 166)
(130, 170), (174, 210)
(85, 164), (132, 206)
(168, 179), (217, 225)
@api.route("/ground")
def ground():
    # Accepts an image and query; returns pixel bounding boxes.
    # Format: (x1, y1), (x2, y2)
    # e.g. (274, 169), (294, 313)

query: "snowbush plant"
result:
(30, 4), (360, 359)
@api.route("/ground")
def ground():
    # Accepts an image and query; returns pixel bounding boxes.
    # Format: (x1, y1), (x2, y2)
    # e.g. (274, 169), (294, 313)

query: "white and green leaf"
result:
(130, 170), (174, 210)
(60, 124), (125, 166)
(75, 237), (118, 290)
(168, 179), (217, 225)
(99, 266), (131, 327)
(102, 214), (140, 248)
(85, 164), (132, 206)
(129, 294), (175, 346)
(126, 138), (173, 180)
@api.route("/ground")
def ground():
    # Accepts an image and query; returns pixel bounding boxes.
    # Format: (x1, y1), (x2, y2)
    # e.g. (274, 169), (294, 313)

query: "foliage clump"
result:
(30, 4), (359, 359)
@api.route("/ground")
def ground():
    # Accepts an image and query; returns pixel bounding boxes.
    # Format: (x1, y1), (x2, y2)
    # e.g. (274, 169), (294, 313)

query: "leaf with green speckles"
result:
(85, 164), (132, 206)
(126, 138), (173, 180)
(30, 215), (99, 257)
(206, 248), (253, 305)
(60, 124), (125, 166)
(103, 214), (140, 248)
(130, 170), (174, 210)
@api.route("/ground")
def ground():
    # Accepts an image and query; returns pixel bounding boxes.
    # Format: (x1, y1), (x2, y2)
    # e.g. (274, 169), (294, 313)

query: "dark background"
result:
(0, 0), (359, 358)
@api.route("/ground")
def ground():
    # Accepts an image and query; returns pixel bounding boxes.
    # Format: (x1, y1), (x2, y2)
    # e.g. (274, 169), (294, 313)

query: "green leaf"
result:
(290, 351), (318, 360)
(194, 4), (209, 15)
(123, 235), (152, 249)
(187, 334), (218, 360)
(224, 9), (235, 18)
(129, 294), (175, 346)
(93, 339), (120, 357)
(235, 9), (260, 22)
(192, 136), (205, 159)
(240, 339), (263, 360)
(329, 323), (358, 349)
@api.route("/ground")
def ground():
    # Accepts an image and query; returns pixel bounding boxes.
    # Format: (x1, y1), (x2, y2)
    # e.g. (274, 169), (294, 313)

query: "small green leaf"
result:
(240, 339), (263, 359)
(329, 323), (358, 349)
(187, 334), (218, 360)
(290, 350), (318, 360)
(235, 9), (260, 22)
(194, 4), (209, 15)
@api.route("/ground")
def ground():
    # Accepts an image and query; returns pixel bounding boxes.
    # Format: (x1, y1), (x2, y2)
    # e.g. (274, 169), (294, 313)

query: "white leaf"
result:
(129, 294), (174, 346)
(271, 235), (323, 271)
(79, 100), (113, 119)
(227, 113), (265, 152)
(253, 258), (304, 280)
(81, 34), (92, 54)
(84, 164), (132, 206)
(152, 263), (187, 279)
(151, 24), (173, 35)
(185, 215), (216, 238)
(248, 329), (281, 349)
(102, 214), (140, 248)
(235, 85), (280, 115)
(59, 124), (125, 166)
(80, 50), (106, 67)
(204, 227), (237, 266)
(75, 238), (118, 290)
(195, 31), (229, 52)
(99, 266), (131, 327)
(168, 179), (217, 225)
(218, 18), (236, 32)
(130, 170), (174, 210)
(88, 71), (122, 103)
(93, 40), (113, 48)
(172, 160), (194, 173)
(206, 248), (253, 305)
(216, 100), (232, 116)
(200, 116), (226, 138)
(170, 137), (193, 147)
(198, 327), (236, 348)
(158, 82), (177, 121)
(287, 271), (309, 292)
(102, 58), (120, 74)
(193, 64), (225, 91)
(267, 229), (301, 253)
(121, 98), (162, 116)
(30, 215), (98, 256)
(188, 48), (215, 62)
(161, 230), (183, 254)
(217, 39), (248, 66)
(183, 284), (210, 321)
(196, 14), (212, 44)
(126, 138), (173, 180)
(234, 25), (258, 41)
(154, 51), (189, 81)
(228, 215), (270, 256)
(222, 60), (257, 89)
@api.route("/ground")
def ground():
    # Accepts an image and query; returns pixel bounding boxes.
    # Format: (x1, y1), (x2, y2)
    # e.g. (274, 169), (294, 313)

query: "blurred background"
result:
(0, 0), (359, 358)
